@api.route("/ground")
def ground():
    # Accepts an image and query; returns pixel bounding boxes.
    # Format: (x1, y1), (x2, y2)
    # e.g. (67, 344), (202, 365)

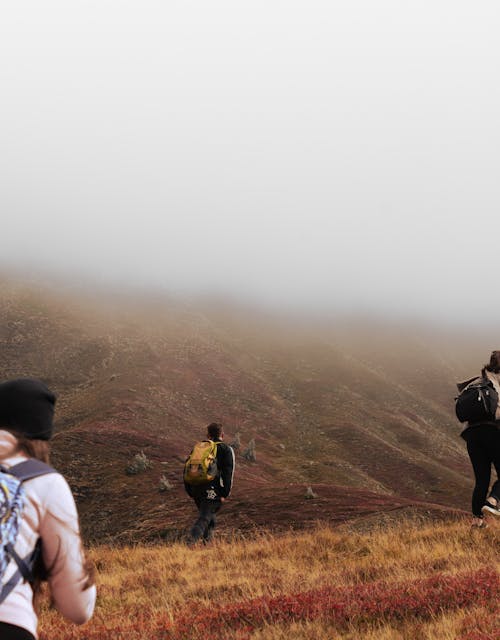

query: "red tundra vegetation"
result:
(38, 518), (499, 639)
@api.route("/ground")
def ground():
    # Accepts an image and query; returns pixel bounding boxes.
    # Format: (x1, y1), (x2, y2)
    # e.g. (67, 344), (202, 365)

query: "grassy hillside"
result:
(38, 518), (499, 639)
(0, 275), (497, 541)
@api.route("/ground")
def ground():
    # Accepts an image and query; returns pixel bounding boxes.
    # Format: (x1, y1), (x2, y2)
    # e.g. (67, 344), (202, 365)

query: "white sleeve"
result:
(39, 474), (96, 624)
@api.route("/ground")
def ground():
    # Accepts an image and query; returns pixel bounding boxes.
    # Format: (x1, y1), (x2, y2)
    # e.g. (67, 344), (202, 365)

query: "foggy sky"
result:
(1, 1), (499, 323)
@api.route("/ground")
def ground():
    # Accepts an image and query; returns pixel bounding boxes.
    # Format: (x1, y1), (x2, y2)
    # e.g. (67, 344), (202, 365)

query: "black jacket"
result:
(184, 439), (235, 499)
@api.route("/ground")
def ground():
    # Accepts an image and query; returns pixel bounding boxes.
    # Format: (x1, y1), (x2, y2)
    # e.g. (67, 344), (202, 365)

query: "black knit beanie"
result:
(0, 378), (56, 440)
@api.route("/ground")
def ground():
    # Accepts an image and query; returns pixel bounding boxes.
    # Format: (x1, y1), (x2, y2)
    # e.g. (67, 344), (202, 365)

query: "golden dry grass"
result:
(39, 517), (499, 639)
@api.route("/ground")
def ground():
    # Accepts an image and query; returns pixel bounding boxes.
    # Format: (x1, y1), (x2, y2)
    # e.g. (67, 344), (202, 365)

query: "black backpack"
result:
(455, 376), (498, 424)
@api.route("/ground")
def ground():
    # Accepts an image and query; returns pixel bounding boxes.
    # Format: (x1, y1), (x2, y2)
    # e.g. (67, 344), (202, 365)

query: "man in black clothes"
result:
(184, 422), (235, 544)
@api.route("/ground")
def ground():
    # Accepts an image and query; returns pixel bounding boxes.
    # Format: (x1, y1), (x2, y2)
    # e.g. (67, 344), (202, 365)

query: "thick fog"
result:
(1, 1), (499, 324)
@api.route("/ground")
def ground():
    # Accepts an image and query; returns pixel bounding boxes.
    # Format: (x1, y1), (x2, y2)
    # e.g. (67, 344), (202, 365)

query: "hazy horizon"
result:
(2, 1), (499, 325)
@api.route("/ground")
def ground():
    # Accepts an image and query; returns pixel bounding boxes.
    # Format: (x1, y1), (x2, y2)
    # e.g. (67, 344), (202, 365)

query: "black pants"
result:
(465, 425), (500, 517)
(0, 622), (36, 640)
(190, 498), (222, 542)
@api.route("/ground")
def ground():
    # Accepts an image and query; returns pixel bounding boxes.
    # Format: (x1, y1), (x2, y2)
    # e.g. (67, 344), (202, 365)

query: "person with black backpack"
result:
(0, 379), (95, 640)
(184, 422), (235, 545)
(456, 351), (500, 528)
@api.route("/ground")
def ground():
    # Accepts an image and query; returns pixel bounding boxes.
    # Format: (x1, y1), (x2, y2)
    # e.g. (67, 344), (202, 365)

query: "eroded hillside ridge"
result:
(0, 277), (492, 541)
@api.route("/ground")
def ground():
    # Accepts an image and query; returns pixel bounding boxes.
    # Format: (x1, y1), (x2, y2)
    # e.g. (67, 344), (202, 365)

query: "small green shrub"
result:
(126, 451), (153, 475)
(243, 438), (256, 462)
(159, 475), (173, 492)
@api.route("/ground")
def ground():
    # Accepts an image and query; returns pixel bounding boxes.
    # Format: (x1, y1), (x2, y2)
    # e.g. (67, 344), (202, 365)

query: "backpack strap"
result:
(4, 544), (33, 582)
(6, 459), (55, 482)
(0, 460), (54, 603)
(0, 542), (41, 605)
(456, 376), (481, 393)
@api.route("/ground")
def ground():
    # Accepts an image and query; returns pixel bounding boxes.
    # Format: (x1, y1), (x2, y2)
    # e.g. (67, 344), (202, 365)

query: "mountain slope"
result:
(0, 276), (493, 541)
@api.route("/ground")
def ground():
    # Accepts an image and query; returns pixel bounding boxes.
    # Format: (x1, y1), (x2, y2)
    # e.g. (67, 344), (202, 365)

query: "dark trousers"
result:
(465, 425), (500, 517)
(190, 498), (222, 542)
(0, 623), (36, 640)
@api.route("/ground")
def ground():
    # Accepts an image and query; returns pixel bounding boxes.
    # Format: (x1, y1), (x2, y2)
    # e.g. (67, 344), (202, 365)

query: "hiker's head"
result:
(0, 378), (56, 440)
(486, 351), (500, 373)
(0, 378), (55, 463)
(207, 422), (223, 440)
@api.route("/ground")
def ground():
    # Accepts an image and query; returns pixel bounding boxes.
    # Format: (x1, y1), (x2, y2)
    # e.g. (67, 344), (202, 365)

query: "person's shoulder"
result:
(35, 471), (81, 526)
(218, 441), (235, 464)
(457, 375), (481, 392)
(27, 468), (75, 504)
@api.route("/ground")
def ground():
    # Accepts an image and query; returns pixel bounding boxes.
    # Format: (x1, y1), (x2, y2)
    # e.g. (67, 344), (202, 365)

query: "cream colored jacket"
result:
(0, 431), (96, 638)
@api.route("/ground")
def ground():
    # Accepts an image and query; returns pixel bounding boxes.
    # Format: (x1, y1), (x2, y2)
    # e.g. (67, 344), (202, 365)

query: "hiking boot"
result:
(481, 498), (500, 517)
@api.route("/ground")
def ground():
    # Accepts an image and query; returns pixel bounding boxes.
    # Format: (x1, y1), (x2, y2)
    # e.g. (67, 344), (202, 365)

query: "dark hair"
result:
(9, 430), (51, 464)
(207, 422), (223, 440)
(482, 350), (500, 376)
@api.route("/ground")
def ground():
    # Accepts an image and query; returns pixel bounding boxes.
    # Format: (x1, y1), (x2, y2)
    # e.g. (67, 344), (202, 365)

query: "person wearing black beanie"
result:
(0, 378), (56, 441)
(0, 378), (95, 640)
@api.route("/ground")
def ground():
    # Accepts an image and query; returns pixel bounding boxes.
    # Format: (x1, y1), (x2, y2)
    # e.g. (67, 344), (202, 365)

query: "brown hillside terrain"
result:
(0, 276), (494, 542)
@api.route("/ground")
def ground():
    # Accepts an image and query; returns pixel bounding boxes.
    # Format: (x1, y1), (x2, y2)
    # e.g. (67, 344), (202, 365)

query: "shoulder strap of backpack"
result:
(0, 542), (41, 605)
(0, 462), (52, 604)
(7, 459), (55, 482)
(456, 376), (481, 393)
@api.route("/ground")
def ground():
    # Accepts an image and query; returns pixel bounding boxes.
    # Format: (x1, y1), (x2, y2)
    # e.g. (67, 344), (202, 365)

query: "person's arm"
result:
(219, 443), (235, 498)
(39, 474), (96, 624)
(184, 480), (194, 497)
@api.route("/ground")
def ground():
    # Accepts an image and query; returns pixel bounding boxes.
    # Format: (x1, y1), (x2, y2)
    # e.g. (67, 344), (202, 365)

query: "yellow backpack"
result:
(184, 440), (219, 485)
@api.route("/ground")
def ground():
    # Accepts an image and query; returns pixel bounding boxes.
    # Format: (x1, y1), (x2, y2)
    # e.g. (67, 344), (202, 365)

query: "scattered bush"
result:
(159, 475), (173, 492)
(126, 451), (153, 475)
(305, 486), (318, 499)
(243, 438), (256, 462)
(229, 432), (241, 451)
